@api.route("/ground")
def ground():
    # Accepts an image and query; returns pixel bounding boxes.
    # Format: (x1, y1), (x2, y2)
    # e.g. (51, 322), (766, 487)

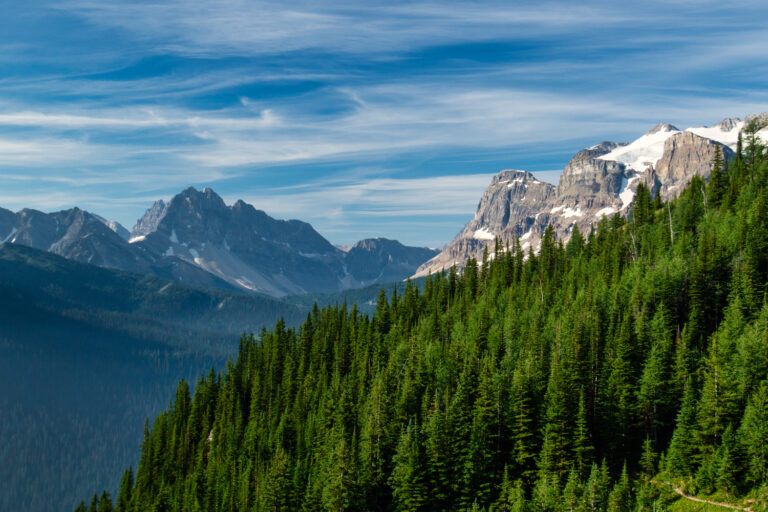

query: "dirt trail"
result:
(671, 485), (751, 512)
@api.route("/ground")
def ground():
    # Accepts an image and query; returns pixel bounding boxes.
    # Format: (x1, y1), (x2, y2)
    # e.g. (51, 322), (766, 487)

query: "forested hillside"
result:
(79, 127), (768, 511)
(0, 246), (306, 512)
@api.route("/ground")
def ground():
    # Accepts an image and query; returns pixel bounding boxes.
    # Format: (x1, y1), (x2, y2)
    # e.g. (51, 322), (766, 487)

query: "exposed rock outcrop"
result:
(655, 131), (735, 200)
(415, 114), (766, 277)
(131, 199), (167, 238)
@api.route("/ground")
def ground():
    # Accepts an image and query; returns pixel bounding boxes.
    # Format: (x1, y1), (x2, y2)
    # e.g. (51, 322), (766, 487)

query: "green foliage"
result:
(80, 140), (768, 510)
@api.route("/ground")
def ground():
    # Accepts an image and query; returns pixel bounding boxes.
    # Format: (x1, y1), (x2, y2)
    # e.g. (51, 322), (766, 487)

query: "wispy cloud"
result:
(1, 0), (766, 245)
(227, 173), (494, 245)
(60, 1), (638, 57)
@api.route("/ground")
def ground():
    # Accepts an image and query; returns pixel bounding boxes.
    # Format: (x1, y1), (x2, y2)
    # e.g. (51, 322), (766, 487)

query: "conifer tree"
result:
(667, 384), (699, 477)
(741, 380), (768, 484)
(606, 464), (632, 512)
(116, 468), (133, 512)
(389, 421), (428, 512)
(494, 467), (527, 512)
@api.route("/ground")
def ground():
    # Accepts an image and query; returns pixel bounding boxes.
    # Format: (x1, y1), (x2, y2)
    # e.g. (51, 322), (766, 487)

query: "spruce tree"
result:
(741, 380), (768, 484)
(389, 421), (428, 512)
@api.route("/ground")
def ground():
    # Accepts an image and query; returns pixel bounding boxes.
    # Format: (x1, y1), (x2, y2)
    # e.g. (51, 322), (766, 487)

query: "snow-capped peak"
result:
(598, 125), (680, 172)
(685, 119), (744, 149)
(645, 123), (679, 135)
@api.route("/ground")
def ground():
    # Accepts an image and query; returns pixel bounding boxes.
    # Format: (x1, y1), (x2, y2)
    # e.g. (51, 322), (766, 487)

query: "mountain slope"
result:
(0, 244), (307, 512)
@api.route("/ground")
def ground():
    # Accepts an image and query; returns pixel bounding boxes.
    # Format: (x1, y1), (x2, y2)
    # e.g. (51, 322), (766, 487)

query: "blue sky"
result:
(1, 1), (767, 247)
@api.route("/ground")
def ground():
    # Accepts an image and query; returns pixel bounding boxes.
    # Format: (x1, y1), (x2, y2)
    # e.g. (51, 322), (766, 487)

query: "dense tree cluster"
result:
(79, 129), (768, 511)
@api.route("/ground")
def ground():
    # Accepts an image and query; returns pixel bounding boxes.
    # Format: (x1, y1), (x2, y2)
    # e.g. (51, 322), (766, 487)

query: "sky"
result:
(1, 1), (767, 247)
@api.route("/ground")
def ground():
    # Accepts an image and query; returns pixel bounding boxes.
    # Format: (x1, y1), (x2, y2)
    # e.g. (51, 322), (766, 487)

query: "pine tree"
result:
(667, 383), (699, 477)
(607, 464), (632, 512)
(262, 450), (293, 511)
(494, 467), (527, 512)
(580, 463), (609, 512)
(639, 438), (657, 480)
(573, 389), (593, 478)
(389, 421), (428, 512)
(115, 468), (133, 512)
(708, 144), (728, 206)
(88, 493), (99, 512)
(97, 492), (113, 512)
(562, 469), (582, 512)
(531, 473), (560, 512)
(741, 380), (768, 484)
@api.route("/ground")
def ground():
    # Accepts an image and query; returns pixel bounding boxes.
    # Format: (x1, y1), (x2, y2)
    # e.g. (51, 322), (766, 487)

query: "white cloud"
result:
(0, 108), (279, 130)
(60, 1), (639, 57)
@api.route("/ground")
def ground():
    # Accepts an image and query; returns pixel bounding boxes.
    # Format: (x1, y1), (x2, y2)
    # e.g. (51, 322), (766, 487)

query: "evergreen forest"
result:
(78, 125), (768, 511)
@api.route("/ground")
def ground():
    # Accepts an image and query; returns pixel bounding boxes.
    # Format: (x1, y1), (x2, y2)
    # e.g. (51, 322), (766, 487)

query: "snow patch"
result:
(520, 228), (533, 241)
(128, 235), (146, 243)
(158, 282), (172, 294)
(599, 126), (679, 171)
(235, 276), (261, 292)
(170, 229), (179, 243)
(189, 248), (200, 259)
(223, 239), (230, 251)
(686, 121), (743, 149)
(619, 176), (640, 209)
(473, 227), (495, 240)
(595, 206), (618, 218)
(561, 207), (583, 218)
(550, 205), (564, 214)
(1, 227), (17, 244)
(164, 246), (174, 256)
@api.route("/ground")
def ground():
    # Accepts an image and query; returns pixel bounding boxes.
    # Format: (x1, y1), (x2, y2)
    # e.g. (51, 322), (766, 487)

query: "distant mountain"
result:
(344, 237), (438, 285)
(0, 243), (307, 512)
(415, 114), (768, 276)
(0, 188), (437, 296)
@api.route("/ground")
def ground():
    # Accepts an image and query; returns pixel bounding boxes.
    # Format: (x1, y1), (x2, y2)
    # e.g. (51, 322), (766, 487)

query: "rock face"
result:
(416, 170), (556, 274)
(131, 200), (166, 238)
(557, 142), (628, 207)
(655, 132), (735, 199)
(415, 114), (767, 277)
(1, 188), (438, 296)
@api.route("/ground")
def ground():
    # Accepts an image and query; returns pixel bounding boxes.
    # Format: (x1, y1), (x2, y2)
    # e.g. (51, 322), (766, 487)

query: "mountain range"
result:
(0, 188), (438, 297)
(415, 113), (768, 276)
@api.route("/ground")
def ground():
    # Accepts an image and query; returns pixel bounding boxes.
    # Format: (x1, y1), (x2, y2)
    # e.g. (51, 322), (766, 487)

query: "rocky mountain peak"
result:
(346, 237), (439, 284)
(351, 237), (390, 250)
(175, 186), (228, 214)
(131, 199), (167, 238)
(715, 117), (741, 131)
(567, 141), (624, 165)
(646, 123), (679, 135)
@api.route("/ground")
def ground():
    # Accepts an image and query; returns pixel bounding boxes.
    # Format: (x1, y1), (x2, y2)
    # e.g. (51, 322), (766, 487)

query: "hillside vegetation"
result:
(79, 126), (768, 511)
